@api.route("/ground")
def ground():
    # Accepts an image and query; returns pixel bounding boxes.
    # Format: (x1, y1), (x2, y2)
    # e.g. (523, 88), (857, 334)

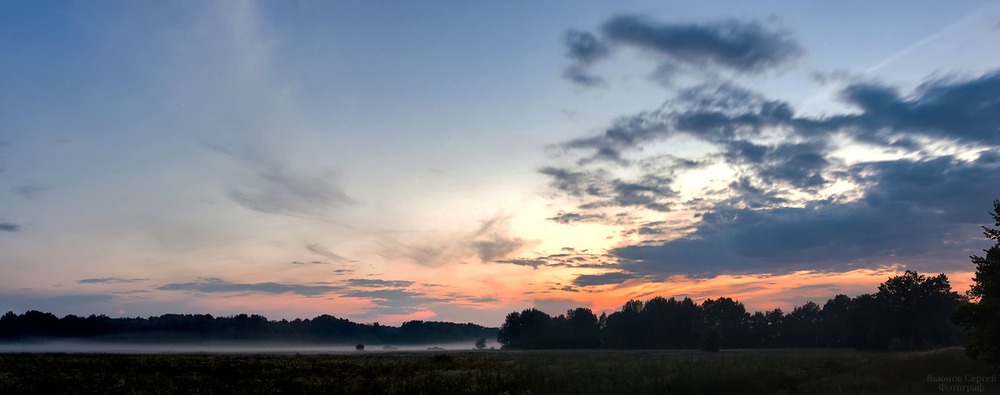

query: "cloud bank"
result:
(547, 15), (1000, 284)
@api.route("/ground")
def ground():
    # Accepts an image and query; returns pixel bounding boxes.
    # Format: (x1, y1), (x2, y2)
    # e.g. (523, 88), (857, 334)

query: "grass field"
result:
(1, 348), (997, 394)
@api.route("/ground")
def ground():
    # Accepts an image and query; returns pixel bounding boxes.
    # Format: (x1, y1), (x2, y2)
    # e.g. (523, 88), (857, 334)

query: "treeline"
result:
(0, 312), (497, 345)
(499, 271), (967, 350)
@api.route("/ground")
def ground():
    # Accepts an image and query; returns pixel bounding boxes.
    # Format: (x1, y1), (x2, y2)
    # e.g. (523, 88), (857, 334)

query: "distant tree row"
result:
(0, 312), (496, 345)
(499, 270), (966, 350)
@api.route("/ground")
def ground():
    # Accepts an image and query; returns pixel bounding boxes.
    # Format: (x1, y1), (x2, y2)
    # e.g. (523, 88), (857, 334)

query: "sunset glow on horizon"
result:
(2, 1), (1000, 326)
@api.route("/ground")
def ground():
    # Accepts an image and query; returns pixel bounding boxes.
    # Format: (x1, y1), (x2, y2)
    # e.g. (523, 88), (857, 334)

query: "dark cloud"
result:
(468, 296), (499, 303)
(578, 147), (629, 165)
(538, 167), (597, 197)
(722, 140), (831, 189)
(545, 70), (1000, 227)
(561, 83), (792, 157)
(637, 226), (663, 235)
(608, 176), (676, 211)
(615, 154), (1000, 278)
(562, 30), (610, 87)
(563, 15), (803, 86)
(0, 222), (19, 232)
(602, 16), (803, 72)
(539, 165), (677, 213)
(547, 212), (607, 224)
(492, 251), (618, 271)
(158, 278), (342, 296)
(836, 70), (1000, 146)
(561, 106), (672, 156)
(443, 292), (499, 304)
(718, 177), (789, 209)
(572, 272), (636, 287)
(564, 30), (610, 64)
(78, 278), (149, 284)
(494, 259), (547, 269)
(547, 58), (1000, 278)
(345, 278), (415, 288)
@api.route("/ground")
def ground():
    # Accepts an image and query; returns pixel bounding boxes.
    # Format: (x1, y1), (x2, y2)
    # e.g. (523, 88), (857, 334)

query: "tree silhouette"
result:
(876, 271), (965, 348)
(955, 199), (1000, 363)
(819, 295), (852, 347)
(786, 301), (821, 347)
(0, 311), (496, 344)
(497, 308), (553, 349)
(563, 308), (600, 348)
(495, 271), (963, 351)
(701, 297), (747, 348)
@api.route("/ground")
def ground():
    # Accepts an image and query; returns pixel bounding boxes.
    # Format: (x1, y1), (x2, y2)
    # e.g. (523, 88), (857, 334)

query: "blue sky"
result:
(2, 1), (1000, 325)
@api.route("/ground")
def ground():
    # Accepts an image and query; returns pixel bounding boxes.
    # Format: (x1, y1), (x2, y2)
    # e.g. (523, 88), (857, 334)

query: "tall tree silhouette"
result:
(498, 308), (553, 349)
(955, 199), (1000, 363)
(876, 271), (965, 348)
(563, 308), (601, 348)
(701, 297), (747, 348)
(819, 295), (852, 347)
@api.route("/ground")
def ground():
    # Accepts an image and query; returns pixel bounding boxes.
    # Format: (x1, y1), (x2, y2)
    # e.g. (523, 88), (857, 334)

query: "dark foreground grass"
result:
(0, 348), (996, 394)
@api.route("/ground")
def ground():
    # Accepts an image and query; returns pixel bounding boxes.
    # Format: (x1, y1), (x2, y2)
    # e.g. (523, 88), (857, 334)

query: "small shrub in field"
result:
(431, 353), (454, 364)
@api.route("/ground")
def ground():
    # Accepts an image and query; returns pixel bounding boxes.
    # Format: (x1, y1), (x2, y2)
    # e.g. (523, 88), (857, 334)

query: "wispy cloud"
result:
(78, 278), (150, 284)
(14, 183), (44, 200)
(470, 216), (535, 262)
(215, 145), (354, 220)
(158, 278), (343, 296)
(305, 243), (351, 263)
(572, 272), (637, 287)
(346, 278), (415, 288)
(494, 259), (547, 269)
(0, 222), (19, 232)
(381, 215), (538, 266)
(342, 288), (444, 316)
(547, 212), (607, 224)
(172, 1), (354, 222)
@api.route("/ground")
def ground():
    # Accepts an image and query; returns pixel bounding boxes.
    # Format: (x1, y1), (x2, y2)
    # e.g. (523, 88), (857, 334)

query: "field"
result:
(1, 348), (997, 394)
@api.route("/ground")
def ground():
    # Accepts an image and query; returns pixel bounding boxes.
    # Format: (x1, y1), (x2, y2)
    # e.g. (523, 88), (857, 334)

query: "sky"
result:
(2, 1), (1000, 326)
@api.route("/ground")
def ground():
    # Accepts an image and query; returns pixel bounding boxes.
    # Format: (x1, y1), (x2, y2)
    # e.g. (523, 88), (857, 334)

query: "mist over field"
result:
(0, 340), (499, 354)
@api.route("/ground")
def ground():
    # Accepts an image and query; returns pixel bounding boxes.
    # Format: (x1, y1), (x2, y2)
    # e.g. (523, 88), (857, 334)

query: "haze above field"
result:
(2, 1), (1000, 326)
(0, 341), (495, 354)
